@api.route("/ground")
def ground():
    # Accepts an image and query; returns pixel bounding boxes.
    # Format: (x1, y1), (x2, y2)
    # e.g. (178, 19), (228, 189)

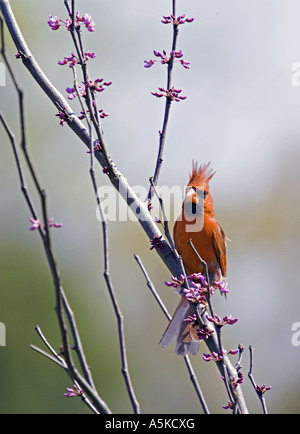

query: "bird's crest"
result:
(188, 161), (215, 186)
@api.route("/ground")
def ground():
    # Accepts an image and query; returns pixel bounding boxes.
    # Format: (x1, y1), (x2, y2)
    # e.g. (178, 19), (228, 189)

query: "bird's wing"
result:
(212, 223), (227, 278)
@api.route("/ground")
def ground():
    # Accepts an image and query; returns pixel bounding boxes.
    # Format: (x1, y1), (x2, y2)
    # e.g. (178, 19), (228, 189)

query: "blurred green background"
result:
(1, 0), (300, 414)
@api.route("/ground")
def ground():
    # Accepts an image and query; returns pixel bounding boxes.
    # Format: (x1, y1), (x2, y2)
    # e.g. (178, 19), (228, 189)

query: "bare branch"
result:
(31, 326), (100, 415)
(96, 187), (140, 414)
(150, 0), (180, 190)
(248, 345), (271, 414)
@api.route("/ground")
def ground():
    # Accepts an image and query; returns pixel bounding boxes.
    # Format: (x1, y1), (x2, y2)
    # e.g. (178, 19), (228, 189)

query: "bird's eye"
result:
(203, 191), (208, 198)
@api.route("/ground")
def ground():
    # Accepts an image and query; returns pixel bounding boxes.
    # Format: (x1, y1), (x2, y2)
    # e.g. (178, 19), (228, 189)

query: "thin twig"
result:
(96, 198), (140, 414)
(34, 325), (66, 367)
(248, 345), (269, 414)
(60, 288), (97, 391)
(30, 345), (66, 368)
(150, 0), (179, 192)
(134, 254), (171, 322)
(31, 326), (99, 414)
(149, 177), (177, 253)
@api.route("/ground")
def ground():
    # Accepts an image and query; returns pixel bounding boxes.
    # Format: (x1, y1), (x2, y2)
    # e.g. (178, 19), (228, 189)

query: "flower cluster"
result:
(231, 371), (244, 389)
(165, 272), (228, 302)
(145, 14), (193, 101)
(151, 86), (186, 102)
(183, 314), (197, 323)
(61, 80), (111, 125)
(202, 348), (239, 362)
(55, 109), (68, 126)
(29, 217), (63, 231)
(196, 325), (214, 341)
(165, 272), (206, 290)
(183, 314), (212, 342)
(150, 235), (165, 252)
(85, 78), (112, 93)
(64, 384), (83, 398)
(144, 50), (190, 69)
(86, 141), (101, 154)
(213, 279), (229, 295)
(161, 14), (194, 25)
(222, 401), (233, 410)
(49, 10), (111, 127)
(48, 12), (95, 32)
(78, 108), (109, 121)
(66, 79), (112, 101)
(183, 278), (208, 304)
(255, 384), (272, 395)
(65, 86), (84, 100)
(58, 50), (96, 68)
(164, 274), (185, 289)
(206, 314), (238, 328)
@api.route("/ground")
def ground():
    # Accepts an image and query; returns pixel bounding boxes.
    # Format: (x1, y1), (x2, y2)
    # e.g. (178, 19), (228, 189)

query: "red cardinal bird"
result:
(159, 162), (227, 355)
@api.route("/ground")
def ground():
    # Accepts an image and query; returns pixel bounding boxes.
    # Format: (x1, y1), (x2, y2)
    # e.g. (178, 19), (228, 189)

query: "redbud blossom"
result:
(213, 279), (229, 294)
(151, 86), (187, 102)
(29, 218), (62, 231)
(202, 350), (226, 362)
(197, 326), (214, 341)
(48, 218), (63, 228)
(183, 281), (207, 304)
(183, 314), (197, 323)
(222, 401), (233, 410)
(231, 371), (244, 389)
(86, 141), (101, 154)
(206, 314), (238, 327)
(55, 110), (68, 126)
(64, 384), (83, 397)
(48, 12), (95, 32)
(202, 348), (239, 362)
(66, 87), (76, 100)
(82, 13), (95, 32)
(48, 15), (60, 30)
(78, 108), (109, 121)
(255, 384), (272, 395)
(58, 51), (95, 68)
(150, 235), (165, 252)
(165, 272), (229, 304)
(144, 59), (155, 68)
(165, 273), (208, 291)
(65, 85), (86, 100)
(144, 50), (190, 69)
(29, 218), (41, 231)
(165, 275), (185, 288)
(84, 79), (112, 93)
(161, 14), (194, 25)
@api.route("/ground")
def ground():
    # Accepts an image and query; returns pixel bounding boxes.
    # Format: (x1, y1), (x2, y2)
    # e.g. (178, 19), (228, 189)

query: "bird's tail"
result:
(159, 296), (200, 356)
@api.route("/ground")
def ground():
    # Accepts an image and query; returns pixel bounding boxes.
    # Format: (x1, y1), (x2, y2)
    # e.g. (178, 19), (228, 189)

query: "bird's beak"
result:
(186, 188), (199, 204)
